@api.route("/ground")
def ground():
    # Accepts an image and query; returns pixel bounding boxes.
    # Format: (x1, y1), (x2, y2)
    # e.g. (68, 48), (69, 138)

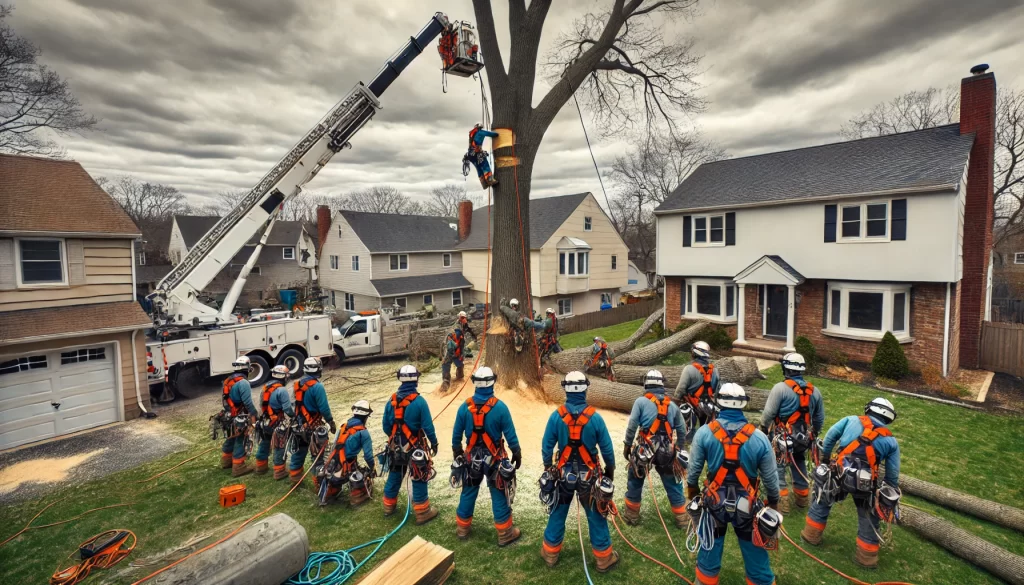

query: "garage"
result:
(0, 343), (121, 451)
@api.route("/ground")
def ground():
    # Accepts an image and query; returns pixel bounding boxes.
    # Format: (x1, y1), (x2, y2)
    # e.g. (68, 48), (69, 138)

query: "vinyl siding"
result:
(382, 287), (465, 313)
(369, 252), (462, 280)
(318, 214), (377, 297)
(538, 194), (629, 296)
(461, 249), (540, 300)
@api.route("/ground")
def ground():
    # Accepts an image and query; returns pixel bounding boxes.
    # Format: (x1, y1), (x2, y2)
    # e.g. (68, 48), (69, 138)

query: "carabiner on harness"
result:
(538, 469), (558, 515)
(672, 448), (690, 484)
(495, 458), (518, 505)
(593, 476), (615, 517)
(409, 448), (436, 482)
(449, 454), (467, 489)
(629, 442), (655, 478)
(811, 463), (841, 507)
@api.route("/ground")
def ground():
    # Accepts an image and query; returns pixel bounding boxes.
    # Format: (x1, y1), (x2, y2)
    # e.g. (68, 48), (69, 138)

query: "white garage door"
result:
(0, 343), (120, 450)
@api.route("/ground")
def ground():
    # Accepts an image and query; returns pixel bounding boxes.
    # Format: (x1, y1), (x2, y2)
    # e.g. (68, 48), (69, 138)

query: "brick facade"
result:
(743, 285), (762, 340)
(948, 282), (961, 372)
(665, 277), (682, 329)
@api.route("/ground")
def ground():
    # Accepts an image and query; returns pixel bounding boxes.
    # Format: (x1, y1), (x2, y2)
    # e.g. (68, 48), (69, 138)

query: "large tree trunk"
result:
(613, 321), (710, 365)
(408, 327), (448, 360)
(610, 358), (763, 387)
(899, 476), (1024, 533)
(898, 506), (1024, 585)
(541, 374), (768, 415)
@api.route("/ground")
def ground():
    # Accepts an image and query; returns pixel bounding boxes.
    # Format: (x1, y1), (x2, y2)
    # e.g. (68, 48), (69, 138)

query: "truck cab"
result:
(334, 311), (383, 359)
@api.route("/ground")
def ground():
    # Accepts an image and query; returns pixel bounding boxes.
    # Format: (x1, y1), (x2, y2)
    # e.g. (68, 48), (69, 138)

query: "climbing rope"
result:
(646, 477), (687, 567)
(572, 91), (612, 212)
(509, 137), (543, 374)
(0, 500), (135, 549)
(575, 497), (596, 585)
(778, 527), (917, 585)
(49, 529), (137, 585)
(609, 503), (696, 584)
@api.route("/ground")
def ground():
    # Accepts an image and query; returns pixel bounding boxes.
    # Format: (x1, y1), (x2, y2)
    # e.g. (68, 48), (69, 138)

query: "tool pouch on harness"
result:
(651, 434), (676, 471)
(450, 454), (468, 489)
(593, 476), (615, 517)
(209, 411), (229, 440)
(272, 422), (289, 450)
(629, 442), (655, 478)
(839, 459), (875, 496)
(309, 424), (329, 458)
(812, 463), (841, 506)
(538, 469), (558, 514)
(409, 448), (436, 482)
(559, 462), (597, 508)
(466, 447), (493, 487)
(492, 458), (518, 505)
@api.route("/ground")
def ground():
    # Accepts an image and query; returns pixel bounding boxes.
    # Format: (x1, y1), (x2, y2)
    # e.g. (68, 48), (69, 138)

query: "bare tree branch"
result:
(336, 185), (423, 215)
(423, 183), (482, 217)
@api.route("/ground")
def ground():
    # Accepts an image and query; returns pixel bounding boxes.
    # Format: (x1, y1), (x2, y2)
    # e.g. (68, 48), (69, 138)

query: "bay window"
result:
(825, 282), (910, 341)
(559, 250), (589, 276)
(683, 278), (737, 323)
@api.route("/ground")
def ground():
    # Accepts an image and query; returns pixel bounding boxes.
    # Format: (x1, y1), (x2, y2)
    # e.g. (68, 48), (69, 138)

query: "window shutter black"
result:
(725, 212), (736, 245)
(683, 216), (692, 247)
(822, 282), (828, 329)
(824, 205), (837, 242)
(891, 199), (907, 241)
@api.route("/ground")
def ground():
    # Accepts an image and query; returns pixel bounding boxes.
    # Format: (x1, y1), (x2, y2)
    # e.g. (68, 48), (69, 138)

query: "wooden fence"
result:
(979, 321), (1024, 377)
(558, 298), (660, 335)
(992, 299), (1024, 324)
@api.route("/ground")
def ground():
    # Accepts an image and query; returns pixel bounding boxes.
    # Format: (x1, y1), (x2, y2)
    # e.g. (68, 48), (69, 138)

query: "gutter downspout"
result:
(942, 282), (951, 377)
(132, 328), (156, 418)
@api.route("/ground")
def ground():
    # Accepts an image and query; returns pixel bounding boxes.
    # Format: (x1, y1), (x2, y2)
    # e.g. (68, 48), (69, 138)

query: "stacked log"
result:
(613, 321), (710, 365)
(899, 476), (1024, 533)
(610, 358), (763, 388)
(408, 327), (448, 360)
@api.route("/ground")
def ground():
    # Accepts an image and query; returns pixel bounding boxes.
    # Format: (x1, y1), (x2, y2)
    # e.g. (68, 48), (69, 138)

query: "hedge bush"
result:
(871, 331), (910, 380)
(704, 326), (734, 351)
(793, 336), (818, 373)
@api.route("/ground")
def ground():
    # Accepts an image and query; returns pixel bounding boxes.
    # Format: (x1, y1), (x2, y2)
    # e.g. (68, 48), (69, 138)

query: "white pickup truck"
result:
(332, 311), (416, 362)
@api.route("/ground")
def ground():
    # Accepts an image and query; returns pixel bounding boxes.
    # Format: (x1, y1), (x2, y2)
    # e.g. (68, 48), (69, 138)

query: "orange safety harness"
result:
(704, 420), (759, 503)
(539, 315), (559, 355)
(389, 392), (422, 447)
(834, 416), (892, 480)
(330, 422), (366, 468)
(556, 405), (598, 470)
(464, 396), (504, 458)
(638, 392), (674, 440)
(447, 330), (463, 361)
(438, 25), (458, 69)
(221, 373), (246, 416)
(589, 342), (612, 368)
(781, 379), (815, 427)
(293, 379), (321, 426)
(260, 382), (285, 424)
(687, 362), (716, 408)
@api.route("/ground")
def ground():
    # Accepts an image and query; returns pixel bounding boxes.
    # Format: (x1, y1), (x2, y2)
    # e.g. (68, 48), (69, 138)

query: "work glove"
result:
(623, 443), (632, 460)
(328, 420), (337, 435)
(603, 465), (615, 481)
(686, 485), (701, 500)
(430, 441), (439, 456)
(453, 445), (465, 460)
(511, 447), (522, 470)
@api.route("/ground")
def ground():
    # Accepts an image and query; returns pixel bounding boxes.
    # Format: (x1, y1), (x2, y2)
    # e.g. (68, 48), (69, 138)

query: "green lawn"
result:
(2, 366), (1022, 585)
(559, 318), (649, 349)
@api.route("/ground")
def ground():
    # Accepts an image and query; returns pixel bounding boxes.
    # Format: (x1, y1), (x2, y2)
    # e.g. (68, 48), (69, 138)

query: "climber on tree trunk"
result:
(463, 124), (498, 190)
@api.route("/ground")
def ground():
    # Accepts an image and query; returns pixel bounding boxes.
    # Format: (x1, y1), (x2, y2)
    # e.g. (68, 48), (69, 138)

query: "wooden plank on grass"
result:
(356, 535), (454, 585)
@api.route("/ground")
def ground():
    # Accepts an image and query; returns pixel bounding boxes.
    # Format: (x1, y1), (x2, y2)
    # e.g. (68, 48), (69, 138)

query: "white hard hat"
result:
(691, 341), (711, 359)
(303, 356), (322, 374)
(782, 352), (806, 373)
(546, 307), (555, 314)
(471, 366), (496, 388)
(232, 355), (251, 372)
(865, 397), (896, 425)
(352, 400), (373, 417)
(644, 369), (665, 389)
(270, 365), (289, 379)
(459, 311), (467, 318)
(561, 371), (590, 393)
(509, 298), (520, 307)
(594, 336), (605, 343)
(397, 364), (420, 383)
(717, 383), (749, 410)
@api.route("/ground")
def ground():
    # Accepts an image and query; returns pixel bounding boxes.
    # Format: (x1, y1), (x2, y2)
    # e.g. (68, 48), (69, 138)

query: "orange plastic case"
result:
(219, 484), (246, 508)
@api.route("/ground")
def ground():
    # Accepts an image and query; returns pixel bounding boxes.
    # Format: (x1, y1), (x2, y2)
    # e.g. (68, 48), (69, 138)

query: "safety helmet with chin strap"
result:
(546, 308), (555, 315)
(865, 397), (896, 425)
(643, 369), (666, 389)
(509, 298), (520, 309)
(232, 355), (251, 372)
(303, 356), (322, 375)
(397, 364), (420, 383)
(561, 371), (590, 393)
(352, 400), (373, 417)
(270, 365), (289, 380)
(717, 382), (749, 410)
(471, 366), (496, 388)
(594, 336), (605, 344)
(691, 341), (711, 360)
(781, 352), (806, 377)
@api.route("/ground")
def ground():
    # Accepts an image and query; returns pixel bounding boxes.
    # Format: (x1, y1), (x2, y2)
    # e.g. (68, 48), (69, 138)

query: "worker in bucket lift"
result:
(451, 367), (523, 546)
(464, 124), (498, 190)
(686, 383), (780, 585)
(439, 326), (465, 393)
(760, 352), (824, 513)
(540, 371), (618, 572)
(323, 400), (376, 506)
(220, 356), (257, 477)
(675, 340), (721, 443)
(255, 365), (296, 480)
(533, 308), (562, 359)
(621, 370), (688, 527)
(382, 365), (440, 524)
(801, 398), (900, 570)
(288, 357), (336, 485)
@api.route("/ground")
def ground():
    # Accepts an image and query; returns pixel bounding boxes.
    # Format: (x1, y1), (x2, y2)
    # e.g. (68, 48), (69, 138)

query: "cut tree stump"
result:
(614, 321), (710, 365)
(899, 475), (1024, 533)
(541, 374), (768, 415)
(898, 505), (1024, 585)
(356, 535), (454, 585)
(609, 358), (763, 387)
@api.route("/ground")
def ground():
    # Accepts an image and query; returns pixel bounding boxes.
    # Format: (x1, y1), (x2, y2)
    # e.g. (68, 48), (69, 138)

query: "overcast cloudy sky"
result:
(10, 0), (1024, 208)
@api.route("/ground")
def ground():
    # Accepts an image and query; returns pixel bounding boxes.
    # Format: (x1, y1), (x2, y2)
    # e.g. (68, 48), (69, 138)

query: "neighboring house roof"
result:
(0, 301), (151, 346)
(174, 215), (307, 248)
(370, 273), (472, 297)
(339, 211), (459, 253)
(0, 153), (139, 235)
(655, 124), (974, 214)
(457, 192), (591, 250)
(137, 265), (171, 284)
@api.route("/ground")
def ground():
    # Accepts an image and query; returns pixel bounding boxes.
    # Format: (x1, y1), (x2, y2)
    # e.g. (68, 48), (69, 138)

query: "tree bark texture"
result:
(898, 476), (1024, 534)
(541, 374), (768, 415)
(608, 307), (664, 354)
(898, 506), (1024, 585)
(408, 327), (448, 360)
(613, 321), (710, 365)
(610, 358), (763, 387)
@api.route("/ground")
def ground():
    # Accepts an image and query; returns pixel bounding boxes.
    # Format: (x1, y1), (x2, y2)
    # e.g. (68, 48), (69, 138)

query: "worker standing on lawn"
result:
(220, 356), (257, 477)
(801, 398), (900, 570)
(451, 366), (523, 546)
(686, 383), (780, 585)
(584, 336), (615, 381)
(675, 340), (720, 443)
(760, 352), (824, 513)
(621, 370), (688, 527)
(457, 310), (477, 350)
(255, 365), (295, 480)
(288, 357), (336, 485)
(540, 371), (619, 573)
(323, 400), (376, 506)
(439, 326), (465, 393)
(382, 365), (440, 524)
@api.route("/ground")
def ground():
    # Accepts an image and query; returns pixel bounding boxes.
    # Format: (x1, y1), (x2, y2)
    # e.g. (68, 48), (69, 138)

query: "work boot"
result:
(220, 453), (232, 469)
(289, 467), (304, 486)
(254, 460), (269, 475)
(794, 491), (810, 508)
(383, 497), (397, 516)
(855, 545), (879, 570)
(777, 494), (791, 514)
(673, 510), (689, 529)
(800, 519), (824, 546)
(540, 542), (561, 567)
(438, 380), (451, 395)
(456, 517), (472, 540)
(349, 488), (369, 508)
(455, 366), (464, 380)
(273, 465), (288, 480)
(497, 524), (521, 547)
(232, 460), (254, 477)
(594, 548), (619, 573)
(414, 503), (439, 525)
(621, 500), (641, 526)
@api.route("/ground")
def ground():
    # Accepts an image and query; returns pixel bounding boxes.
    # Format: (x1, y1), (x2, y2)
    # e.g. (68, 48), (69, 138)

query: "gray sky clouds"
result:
(10, 0), (1024, 207)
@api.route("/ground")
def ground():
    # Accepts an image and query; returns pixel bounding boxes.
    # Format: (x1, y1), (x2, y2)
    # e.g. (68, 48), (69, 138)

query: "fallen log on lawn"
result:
(614, 321), (710, 365)
(541, 374), (768, 414)
(898, 505), (1024, 585)
(611, 357), (763, 387)
(408, 327), (448, 360)
(899, 475), (1024, 533)
(607, 307), (665, 354)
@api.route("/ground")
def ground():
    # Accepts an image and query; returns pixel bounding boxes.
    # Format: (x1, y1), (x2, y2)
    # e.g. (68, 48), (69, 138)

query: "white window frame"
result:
(824, 281), (911, 342)
(330, 290), (337, 307)
(558, 250), (589, 277)
(683, 277), (737, 324)
(344, 293), (355, 311)
(15, 237), (68, 288)
(389, 254), (409, 271)
(691, 214), (726, 247)
(452, 289), (463, 306)
(138, 251), (146, 266)
(1015, 252), (1024, 264)
(330, 255), (339, 270)
(584, 216), (593, 231)
(351, 255), (360, 271)
(838, 200), (891, 243)
(282, 246), (295, 260)
(442, 253), (452, 268)
(557, 297), (573, 316)
(423, 293), (434, 306)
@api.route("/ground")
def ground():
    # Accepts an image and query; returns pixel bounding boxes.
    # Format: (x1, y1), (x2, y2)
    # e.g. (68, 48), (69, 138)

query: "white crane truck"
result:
(146, 14), (483, 390)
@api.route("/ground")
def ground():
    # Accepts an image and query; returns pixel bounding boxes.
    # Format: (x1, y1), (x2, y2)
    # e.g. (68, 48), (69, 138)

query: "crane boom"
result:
(150, 12), (452, 328)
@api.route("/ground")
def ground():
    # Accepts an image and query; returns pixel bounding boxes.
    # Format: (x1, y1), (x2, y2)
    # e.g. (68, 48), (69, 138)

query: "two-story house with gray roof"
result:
(654, 66), (998, 375)
(316, 210), (471, 315)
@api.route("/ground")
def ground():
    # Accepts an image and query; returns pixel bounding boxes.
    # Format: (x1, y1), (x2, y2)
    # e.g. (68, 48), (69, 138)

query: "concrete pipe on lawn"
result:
(151, 513), (308, 585)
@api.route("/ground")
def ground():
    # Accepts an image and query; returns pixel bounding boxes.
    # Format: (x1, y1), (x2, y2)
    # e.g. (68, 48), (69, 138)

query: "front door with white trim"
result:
(765, 285), (788, 339)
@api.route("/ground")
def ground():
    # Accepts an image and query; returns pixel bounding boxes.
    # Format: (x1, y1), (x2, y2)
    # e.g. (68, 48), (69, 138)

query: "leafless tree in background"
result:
(337, 185), (423, 215)
(423, 183), (482, 217)
(0, 5), (97, 157)
(104, 175), (189, 224)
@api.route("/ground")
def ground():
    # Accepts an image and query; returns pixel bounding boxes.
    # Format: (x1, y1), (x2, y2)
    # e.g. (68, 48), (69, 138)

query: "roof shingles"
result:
(457, 193), (590, 250)
(340, 211), (459, 253)
(370, 273), (472, 297)
(0, 301), (151, 345)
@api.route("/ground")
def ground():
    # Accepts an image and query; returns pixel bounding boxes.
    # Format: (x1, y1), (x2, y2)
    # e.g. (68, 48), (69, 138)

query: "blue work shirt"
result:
(686, 408), (780, 503)
(339, 416), (374, 466)
(472, 128), (498, 148)
(296, 375), (333, 423)
(761, 376), (825, 433)
(624, 386), (687, 446)
(451, 384), (520, 453)
(542, 392), (615, 470)
(382, 381), (438, 447)
(224, 375), (256, 415)
(265, 382), (295, 418)
(822, 414), (901, 487)
(675, 358), (721, 401)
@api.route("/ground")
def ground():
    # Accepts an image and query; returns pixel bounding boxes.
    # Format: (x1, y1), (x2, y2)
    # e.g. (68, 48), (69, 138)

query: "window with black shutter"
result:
(891, 199), (907, 240)
(725, 212), (736, 245)
(824, 205), (837, 242)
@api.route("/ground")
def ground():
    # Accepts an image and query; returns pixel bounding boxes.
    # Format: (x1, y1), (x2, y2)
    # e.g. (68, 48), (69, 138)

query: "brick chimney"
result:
(958, 64), (997, 369)
(316, 205), (332, 255)
(458, 200), (473, 242)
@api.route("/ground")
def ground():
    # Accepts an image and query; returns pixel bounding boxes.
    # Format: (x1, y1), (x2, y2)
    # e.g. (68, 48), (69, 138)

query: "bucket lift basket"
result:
(439, 21), (484, 77)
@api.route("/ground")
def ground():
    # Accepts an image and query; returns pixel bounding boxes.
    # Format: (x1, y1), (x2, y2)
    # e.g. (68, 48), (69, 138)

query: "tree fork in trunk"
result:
(899, 475), (1024, 534)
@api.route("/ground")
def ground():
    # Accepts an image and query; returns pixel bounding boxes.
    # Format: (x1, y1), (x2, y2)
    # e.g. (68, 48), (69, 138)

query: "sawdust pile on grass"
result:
(0, 449), (107, 495)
